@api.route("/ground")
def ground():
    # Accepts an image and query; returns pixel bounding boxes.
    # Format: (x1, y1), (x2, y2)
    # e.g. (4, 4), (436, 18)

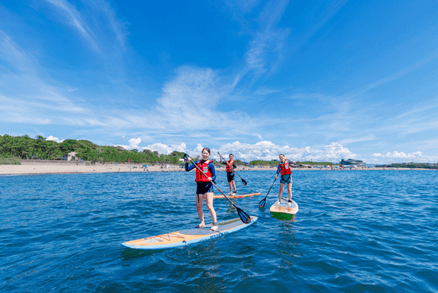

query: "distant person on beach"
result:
(275, 154), (293, 206)
(219, 153), (237, 195)
(185, 148), (218, 231)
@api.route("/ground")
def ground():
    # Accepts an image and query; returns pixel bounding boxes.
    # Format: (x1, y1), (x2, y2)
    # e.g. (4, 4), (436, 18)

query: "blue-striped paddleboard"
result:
(122, 216), (257, 250)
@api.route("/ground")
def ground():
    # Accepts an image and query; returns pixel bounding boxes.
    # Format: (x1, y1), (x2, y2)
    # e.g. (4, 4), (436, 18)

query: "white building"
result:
(62, 152), (78, 161)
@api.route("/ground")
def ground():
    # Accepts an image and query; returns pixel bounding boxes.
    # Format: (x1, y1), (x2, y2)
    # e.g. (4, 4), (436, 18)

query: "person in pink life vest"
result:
(185, 147), (218, 231)
(275, 154), (293, 206)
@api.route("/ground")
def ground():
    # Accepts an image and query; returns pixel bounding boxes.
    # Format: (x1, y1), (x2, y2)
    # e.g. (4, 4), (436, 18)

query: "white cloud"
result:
(45, 0), (99, 51)
(0, 30), (90, 126)
(43, 0), (129, 53)
(113, 137), (142, 150)
(46, 135), (65, 143)
(110, 65), (257, 133)
(372, 151), (423, 159)
(107, 139), (360, 163)
(157, 66), (223, 115)
(244, 0), (289, 75)
(69, 135), (438, 165)
(371, 150), (438, 163)
(339, 136), (375, 144)
(0, 30), (31, 72)
(93, 0), (128, 49)
(216, 141), (359, 162)
(142, 142), (188, 155)
(128, 137), (141, 149)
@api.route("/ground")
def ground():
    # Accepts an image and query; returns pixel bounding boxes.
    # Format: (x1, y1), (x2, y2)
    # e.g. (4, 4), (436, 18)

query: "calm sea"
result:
(1, 170), (437, 292)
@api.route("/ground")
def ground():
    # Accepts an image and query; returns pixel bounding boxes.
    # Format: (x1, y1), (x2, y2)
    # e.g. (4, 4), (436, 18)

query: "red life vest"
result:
(226, 160), (234, 172)
(280, 162), (292, 175)
(195, 160), (212, 182)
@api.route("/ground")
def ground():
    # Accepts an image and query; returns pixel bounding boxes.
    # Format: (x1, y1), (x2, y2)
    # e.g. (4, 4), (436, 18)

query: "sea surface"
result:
(1, 170), (437, 292)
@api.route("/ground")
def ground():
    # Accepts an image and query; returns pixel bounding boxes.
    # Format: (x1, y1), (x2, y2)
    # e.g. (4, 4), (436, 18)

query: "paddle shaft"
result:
(234, 171), (243, 180)
(262, 177), (277, 201)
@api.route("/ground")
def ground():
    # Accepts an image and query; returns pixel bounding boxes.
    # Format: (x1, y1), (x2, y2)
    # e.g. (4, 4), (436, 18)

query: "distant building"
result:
(62, 152), (78, 161)
(340, 159), (366, 166)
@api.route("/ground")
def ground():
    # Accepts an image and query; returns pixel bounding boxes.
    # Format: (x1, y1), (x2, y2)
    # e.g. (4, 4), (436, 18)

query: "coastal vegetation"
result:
(0, 135), (185, 164)
(376, 163), (438, 169)
(1, 135), (435, 168)
(0, 153), (21, 165)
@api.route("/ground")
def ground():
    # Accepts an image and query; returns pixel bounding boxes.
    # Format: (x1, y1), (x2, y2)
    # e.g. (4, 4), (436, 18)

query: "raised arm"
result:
(185, 158), (197, 171)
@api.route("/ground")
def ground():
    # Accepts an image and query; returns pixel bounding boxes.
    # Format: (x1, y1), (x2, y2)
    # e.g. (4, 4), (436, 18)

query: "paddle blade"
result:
(237, 207), (251, 224)
(258, 198), (266, 208)
(241, 178), (248, 186)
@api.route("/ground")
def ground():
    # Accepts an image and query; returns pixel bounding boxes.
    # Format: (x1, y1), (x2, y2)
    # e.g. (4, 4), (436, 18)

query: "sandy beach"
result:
(0, 160), (423, 176)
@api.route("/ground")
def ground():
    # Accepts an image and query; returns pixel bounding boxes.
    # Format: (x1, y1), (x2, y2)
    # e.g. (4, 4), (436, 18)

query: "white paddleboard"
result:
(270, 198), (298, 220)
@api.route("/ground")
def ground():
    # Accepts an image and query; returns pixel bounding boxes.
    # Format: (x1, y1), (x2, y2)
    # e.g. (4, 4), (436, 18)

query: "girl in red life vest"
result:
(185, 148), (218, 231)
(219, 153), (237, 195)
(275, 154), (293, 206)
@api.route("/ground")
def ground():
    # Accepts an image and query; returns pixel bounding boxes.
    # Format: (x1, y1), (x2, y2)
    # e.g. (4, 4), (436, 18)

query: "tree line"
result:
(376, 162), (438, 169)
(1, 134), (360, 167)
(0, 135), (187, 165)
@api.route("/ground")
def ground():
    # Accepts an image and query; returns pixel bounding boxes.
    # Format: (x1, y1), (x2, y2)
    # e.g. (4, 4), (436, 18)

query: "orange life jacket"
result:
(195, 160), (212, 182)
(226, 160), (234, 172)
(280, 162), (292, 175)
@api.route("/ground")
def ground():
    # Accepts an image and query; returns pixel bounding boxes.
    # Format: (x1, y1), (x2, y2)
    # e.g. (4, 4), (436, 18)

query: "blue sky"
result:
(1, 0), (438, 163)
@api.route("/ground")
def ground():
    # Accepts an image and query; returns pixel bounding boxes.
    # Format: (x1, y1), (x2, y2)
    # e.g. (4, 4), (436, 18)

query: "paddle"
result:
(218, 152), (247, 186)
(184, 154), (251, 224)
(258, 177), (278, 208)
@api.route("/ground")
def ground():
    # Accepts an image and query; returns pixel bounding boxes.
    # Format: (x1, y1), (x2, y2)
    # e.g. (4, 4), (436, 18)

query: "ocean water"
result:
(1, 170), (437, 292)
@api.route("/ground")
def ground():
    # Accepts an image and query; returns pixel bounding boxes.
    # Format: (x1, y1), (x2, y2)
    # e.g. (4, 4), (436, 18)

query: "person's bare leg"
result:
(205, 193), (218, 230)
(196, 194), (205, 228)
(278, 183), (285, 204)
(232, 180), (237, 194)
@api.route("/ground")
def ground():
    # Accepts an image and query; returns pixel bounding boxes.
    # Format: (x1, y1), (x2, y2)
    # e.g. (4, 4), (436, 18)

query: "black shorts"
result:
(227, 172), (235, 182)
(196, 182), (213, 194)
(280, 174), (292, 184)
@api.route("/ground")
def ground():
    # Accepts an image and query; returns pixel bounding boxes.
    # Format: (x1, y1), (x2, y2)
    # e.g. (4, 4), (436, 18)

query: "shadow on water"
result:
(226, 200), (237, 214)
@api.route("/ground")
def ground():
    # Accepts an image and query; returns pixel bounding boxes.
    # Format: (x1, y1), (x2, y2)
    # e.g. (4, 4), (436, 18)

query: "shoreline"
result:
(0, 162), (434, 176)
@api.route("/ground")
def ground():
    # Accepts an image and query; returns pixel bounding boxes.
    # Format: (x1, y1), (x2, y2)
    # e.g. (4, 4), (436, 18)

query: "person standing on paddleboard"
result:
(275, 154), (293, 206)
(219, 153), (237, 195)
(185, 148), (219, 231)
